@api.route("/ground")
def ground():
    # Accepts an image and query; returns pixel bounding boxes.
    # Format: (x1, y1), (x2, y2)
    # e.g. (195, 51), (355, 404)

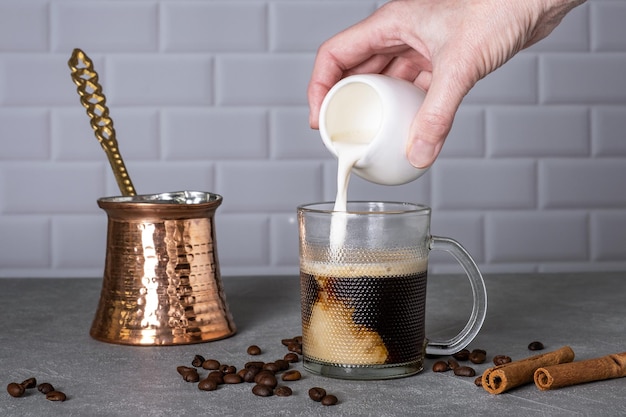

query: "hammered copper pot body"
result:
(91, 191), (236, 346)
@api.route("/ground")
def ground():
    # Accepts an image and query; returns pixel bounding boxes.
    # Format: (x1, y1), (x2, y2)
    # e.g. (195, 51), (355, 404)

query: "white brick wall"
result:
(1, 0), (625, 278)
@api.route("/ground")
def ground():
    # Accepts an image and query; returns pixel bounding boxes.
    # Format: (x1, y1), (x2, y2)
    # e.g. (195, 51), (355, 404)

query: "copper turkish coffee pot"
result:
(68, 49), (236, 345)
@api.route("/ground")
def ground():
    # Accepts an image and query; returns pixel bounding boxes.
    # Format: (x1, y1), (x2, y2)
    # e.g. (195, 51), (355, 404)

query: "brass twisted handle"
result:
(68, 48), (136, 196)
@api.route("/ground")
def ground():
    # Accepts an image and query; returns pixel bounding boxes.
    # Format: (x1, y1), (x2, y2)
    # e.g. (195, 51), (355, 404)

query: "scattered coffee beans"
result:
(45, 391), (67, 402)
(202, 359), (221, 370)
(274, 386), (293, 397)
(321, 394), (338, 406)
(528, 341), (545, 351)
(474, 376), (483, 387)
(7, 377), (66, 402)
(247, 345), (262, 355)
(453, 366), (476, 377)
(7, 383), (25, 398)
(452, 349), (470, 361)
(191, 355), (205, 367)
(493, 355), (512, 366)
(281, 370), (302, 381)
(177, 366), (200, 383)
(37, 383), (55, 394)
(252, 384), (273, 397)
(469, 349), (486, 364)
(308, 387), (327, 402)
(432, 361), (449, 372)
(175, 336), (321, 406)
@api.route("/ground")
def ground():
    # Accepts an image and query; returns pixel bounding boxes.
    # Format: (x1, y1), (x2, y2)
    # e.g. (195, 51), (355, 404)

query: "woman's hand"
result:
(308, 0), (585, 168)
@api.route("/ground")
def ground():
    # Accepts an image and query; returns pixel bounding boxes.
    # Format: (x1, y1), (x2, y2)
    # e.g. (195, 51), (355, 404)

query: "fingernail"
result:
(408, 140), (437, 168)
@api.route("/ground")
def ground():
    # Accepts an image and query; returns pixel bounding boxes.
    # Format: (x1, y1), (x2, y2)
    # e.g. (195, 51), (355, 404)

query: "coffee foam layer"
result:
(300, 257), (427, 278)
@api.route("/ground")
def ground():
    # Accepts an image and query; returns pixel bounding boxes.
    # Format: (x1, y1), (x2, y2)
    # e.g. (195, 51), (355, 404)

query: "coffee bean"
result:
(452, 349), (470, 361)
(447, 359), (460, 370)
(176, 365), (196, 376)
(321, 394), (338, 406)
(263, 362), (280, 373)
(243, 367), (261, 383)
(207, 371), (224, 384)
(46, 391), (67, 402)
(469, 350), (486, 364)
(528, 341), (545, 351)
(254, 369), (275, 379)
(183, 370), (200, 382)
(20, 378), (37, 389)
(245, 361), (265, 369)
(274, 359), (289, 371)
(432, 361), (449, 372)
(474, 376), (483, 387)
(247, 345), (262, 355)
(493, 355), (512, 366)
(252, 384), (273, 397)
(191, 355), (205, 367)
(255, 372), (278, 389)
(274, 385), (293, 397)
(454, 366), (476, 377)
(287, 341), (303, 354)
(223, 373), (243, 384)
(237, 368), (247, 379)
(293, 336), (302, 344)
(37, 383), (55, 394)
(281, 338), (294, 346)
(202, 359), (221, 370)
(218, 364), (236, 374)
(281, 370), (302, 381)
(283, 353), (299, 363)
(177, 366), (200, 382)
(308, 387), (326, 402)
(7, 382), (25, 398)
(198, 378), (218, 391)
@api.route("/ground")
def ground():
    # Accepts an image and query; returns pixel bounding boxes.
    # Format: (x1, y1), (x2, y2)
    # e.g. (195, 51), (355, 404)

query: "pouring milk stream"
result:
(319, 75), (429, 249)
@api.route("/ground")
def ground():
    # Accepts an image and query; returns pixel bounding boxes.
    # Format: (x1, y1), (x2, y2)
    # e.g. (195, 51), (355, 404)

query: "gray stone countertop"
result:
(1, 273), (625, 417)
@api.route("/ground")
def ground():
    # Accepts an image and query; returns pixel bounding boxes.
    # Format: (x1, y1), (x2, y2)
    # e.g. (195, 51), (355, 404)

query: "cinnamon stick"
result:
(481, 346), (575, 394)
(534, 352), (626, 391)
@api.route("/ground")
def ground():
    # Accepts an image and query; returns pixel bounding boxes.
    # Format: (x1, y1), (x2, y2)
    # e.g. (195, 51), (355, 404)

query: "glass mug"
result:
(298, 202), (487, 380)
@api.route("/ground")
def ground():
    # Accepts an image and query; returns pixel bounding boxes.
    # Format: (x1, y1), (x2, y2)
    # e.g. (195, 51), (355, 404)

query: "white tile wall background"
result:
(1, 0), (625, 278)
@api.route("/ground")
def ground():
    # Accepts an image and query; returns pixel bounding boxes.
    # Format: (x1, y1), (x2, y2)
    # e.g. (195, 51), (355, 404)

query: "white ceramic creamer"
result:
(319, 74), (428, 186)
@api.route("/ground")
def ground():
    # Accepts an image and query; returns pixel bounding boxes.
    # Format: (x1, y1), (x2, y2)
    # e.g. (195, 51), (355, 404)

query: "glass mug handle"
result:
(425, 236), (488, 356)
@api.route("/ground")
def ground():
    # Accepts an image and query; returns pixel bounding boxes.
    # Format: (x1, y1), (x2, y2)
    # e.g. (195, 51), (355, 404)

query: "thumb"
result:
(407, 71), (467, 169)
